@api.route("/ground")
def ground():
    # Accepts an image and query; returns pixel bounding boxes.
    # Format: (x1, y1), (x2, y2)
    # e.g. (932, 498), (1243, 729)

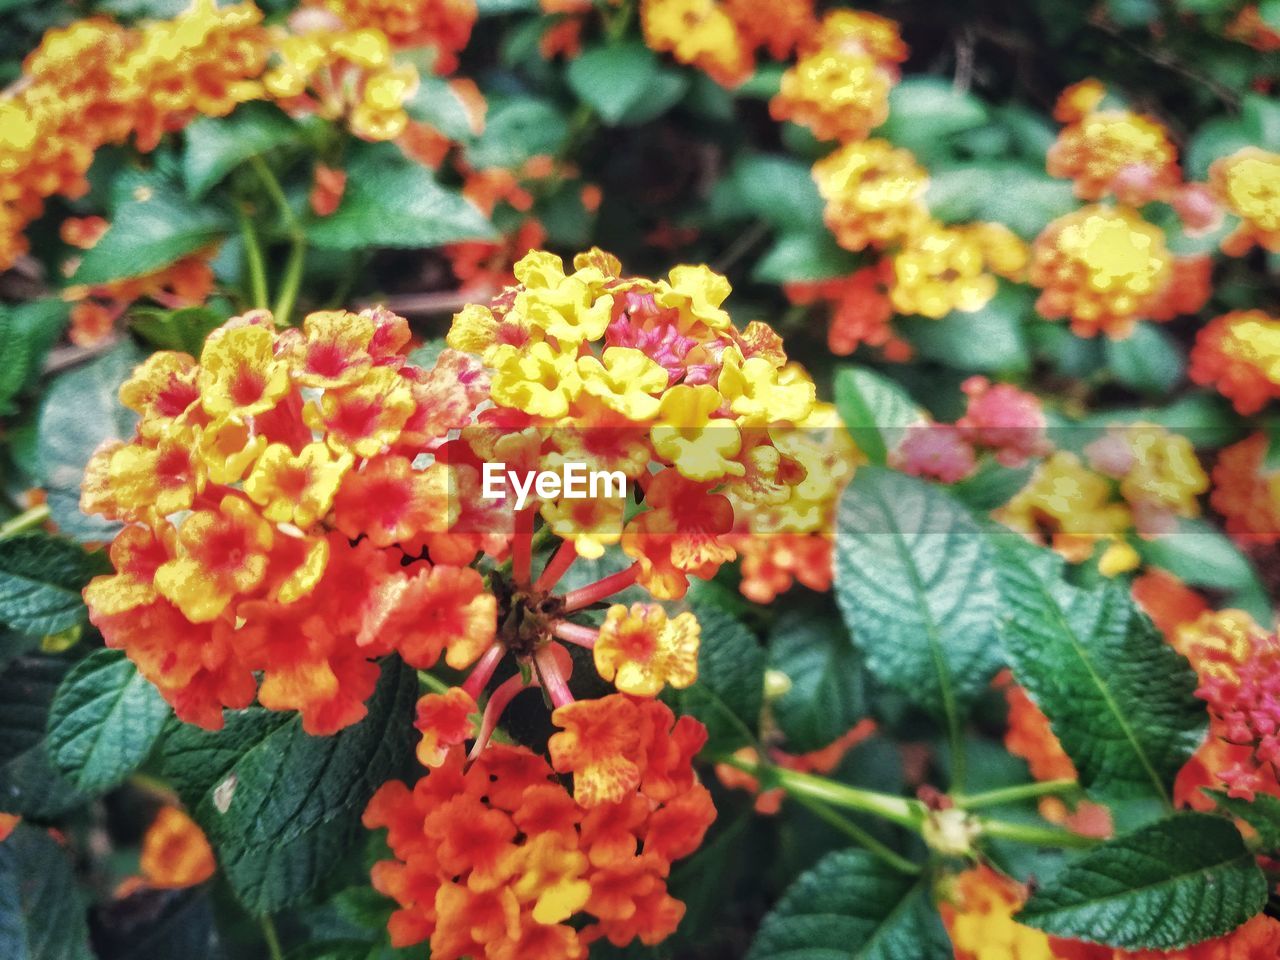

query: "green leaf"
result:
(670, 598), (763, 753)
(1202, 790), (1280, 851)
(1016, 813), (1268, 949)
(0, 825), (93, 960)
(129, 304), (228, 356)
(184, 103), (301, 197)
(405, 74), (478, 141)
(308, 143), (493, 251)
(949, 459), (1033, 512)
(729, 154), (824, 231)
(898, 283), (1032, 374)
(1104, 322), (1186, 395)
(72, 178), (231, 285)
(567, 43), (659, 125)
(0, 534), (102, 636)
(832, 366), (922, 465)
(878, 77), (989, 158)
(752, 231), (859, 283)
(1134, 517), (1266, 595)
(834, 467), (1003, 718)
(0, 301), (67, 416)
(466, 97), (569, 169)
(46, 649), (170, 793)
(747, 849), (949, 960)
(160, 657), (416, 913)
(991, 536), (1205, 803)
(0, 657), (89, 817)
(37, 341), (143, 542)
(766, 608), (868, 753)
(1185, 117), (1256, 180)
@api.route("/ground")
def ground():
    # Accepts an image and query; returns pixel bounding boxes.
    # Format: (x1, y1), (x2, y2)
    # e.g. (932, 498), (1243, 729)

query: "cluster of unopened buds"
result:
(81, 247), (852, 956)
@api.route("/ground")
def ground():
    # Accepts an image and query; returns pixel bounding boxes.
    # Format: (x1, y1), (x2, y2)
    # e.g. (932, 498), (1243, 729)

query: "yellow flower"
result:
(244, 442), (354, 528)
(196, 417), (269, 485)
(106, 435), (204, 518)
(1115, 424), (1208, 520)
(577, 347), (667, 422)
(771, 50), (893, 143)
(812, 139), (929, 251)
(650, 384), (744, 482)
(593, 602), (700, 696)
(718, 349), (816, 425)
(509, 833), (591, 925)
(540, 495), (625, 560)
(198, 324), (291, 419)
(511, 251), (614, 346)
(889, 222), (997, 318)
(489, 342), (582, 418)
(304, 366), (416, 457)
(1211, 147), (1280, 255)
(640, 0), (752, 87)
(658, 264), (733, 332)
(446, 302), (536, 363)
(1047, 109), (1180, 205)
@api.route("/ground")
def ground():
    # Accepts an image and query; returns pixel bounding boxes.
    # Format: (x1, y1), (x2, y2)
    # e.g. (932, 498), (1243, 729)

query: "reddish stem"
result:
(535, 644), (576, 709)
(461, 643), (505, 701)
(561, 562), (641, 612)
(469, 672), (534, 761)
(533, 540), (578, 593)
(552, 620), (599, 649)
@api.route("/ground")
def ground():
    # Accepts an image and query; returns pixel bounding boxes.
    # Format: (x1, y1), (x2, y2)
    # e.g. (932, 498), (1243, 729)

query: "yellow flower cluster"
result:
(941, 866), (1069, 960)
(1028, 204), (1172, 339)
(811, 139), (929, 251)
(313, 0), (476, 74)
(1211, 147), (1280, 255)
(1047, 108), (1180, 205)
(266, 21), (418, 141)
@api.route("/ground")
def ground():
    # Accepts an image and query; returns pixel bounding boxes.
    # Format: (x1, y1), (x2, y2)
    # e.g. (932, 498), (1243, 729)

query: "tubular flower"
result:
(363, 730), (714, 960)
(1029, 205), (1173, 339)
(1209, 147), (1280, 255)
(1189, 310), (1280, 415)
(312, 0), (476, 73)
(889, 222), (999, 319)
(1210, 433), (1280, 545)
(941, 865), (1069, 960)
(812, 139), (930, 252)
(1047, 108), (1181, 205)
(82, 308), (491, 732)
(1085, 423), (1208, 536)
(593, 603), (700, 697)
(139, 808), (216, 889)
(640, 0), (752, 88)
(415, 687), (480, 768)
(770, 10), (907, 142)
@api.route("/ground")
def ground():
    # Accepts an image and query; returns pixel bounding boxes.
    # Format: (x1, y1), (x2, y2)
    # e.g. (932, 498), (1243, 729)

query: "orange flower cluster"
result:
(312, 0), (477, 73)
(1047, 102), (1180, 206)
(1189, 310), (1280, 415)
(1209, 433), (1280, 545)
(640, 0), (816, 88)
(139, 807), (216, 889)
(82, 307), (495, 733)
(942, 864), (1070, 960)
(0, 1), (268, 268)
(364, 697), (715, 960)
(1048, 915), (1280, 960)
(1209, 147), (1280, 256)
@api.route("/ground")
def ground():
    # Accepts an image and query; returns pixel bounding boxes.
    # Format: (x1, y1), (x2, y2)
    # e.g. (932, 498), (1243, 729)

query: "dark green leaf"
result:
(0, 825), (93, 960)
(129, 304), (227, 356)
(1202, 790), (1280, 851)
(752, 232), (859, 283)
(37, 341), (143, 542)
(72, 179), (231, 285)
(405, 74), (478, 141)
(834, 467), (1003, 716)
(1016, 813), (1267, 949)
(47, 649), (170, 793)
(0, 657), (89, 817)
(832, 367), (921, 465)
(991, 536), (1205, 803)
(949, 459), (1033, 511)
(0, 534), (102, 636)
(729, 155), (824, 231)
(466, 97), (569, 170)
(670, 599), (763, 752)
(308, 143), (493, 251)
(1104, 322), (1186, 395)
(567, 43), (659, 125)
(161, 658), (416, 913)
(747, 849), (948, 960)
(878, 77), (989, 159)
(0, 301), (67, 416)
(898, 283), (1032, 374)
(184, 103), (302, 197)
(767, 609), (867, 753)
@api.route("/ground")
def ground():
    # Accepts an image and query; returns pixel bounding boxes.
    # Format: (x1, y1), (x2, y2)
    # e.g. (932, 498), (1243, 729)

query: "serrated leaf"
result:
(767, 608), (867, 753)
(669, 598), (763, 752)
(72, 178), (230, 285)
(184, 103), (302, 197)
(747, 849), (948, 960)
(0, 825), (93, 960)
(1203, 790), (1280, 851)
(405, 74), (478, 141)
(37, 341), (143, 542)
(307, 143), (493, 251)
(834, 467), (1003, 719)
(47, 649), (170, 793)
(1016, 813), (1267, 949)
(0, 534), (102, 636)
(0, 657), (89, 817)
(129, 304), (228, 356)
(160, 657), (416, 913)
(0, 301), (68, 416)
(567, 43), (659, 125)
(991, 535), (1205, 803)
(832, 366), (922, 465)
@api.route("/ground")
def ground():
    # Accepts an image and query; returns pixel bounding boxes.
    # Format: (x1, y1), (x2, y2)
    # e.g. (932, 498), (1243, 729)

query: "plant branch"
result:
(976, 817), (1104, 849)
(237, 206), (269, 309)
(0, 504), (50, 539)
(954, 778), (1080, 810)
(791, 793), (921, 875)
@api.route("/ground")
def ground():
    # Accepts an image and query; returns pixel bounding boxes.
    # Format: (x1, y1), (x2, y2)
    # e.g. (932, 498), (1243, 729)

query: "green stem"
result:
(954, 779), (1080, 810)
(0, 504), (50, 539)
(237, 207), (269, 310)
(260, 915), (284, 960)
(250, 154), (301, 235)
(720, 755), (925, 831)
(418, 670), (451, 695)
(274, 237), (307, 327)
(977, 817), (1103, 849)
(791, 794), (921, 875)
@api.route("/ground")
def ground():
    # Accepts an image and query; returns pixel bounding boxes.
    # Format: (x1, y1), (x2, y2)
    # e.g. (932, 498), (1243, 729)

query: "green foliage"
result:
(0, 301), (67, 417)
(766, 608), (868, 754)
(897, 283), (1033, 374)
(0, 656), (89, 817)
(567, 43), (668, 125)
(1202, 791), (1280, 851)
(833, 366), (921, 465)
(0, 825), (93, 960)
(834, 467), (1003, 718)
(669, 597), (763, 753)
(0, 533), (103, 636)
(991, 535), (1206, 804)
(1017, 814), (1268, 949)
(184, 103), (305, 198)
(46, 649), (170, 793)
(747, 849), (949, 960)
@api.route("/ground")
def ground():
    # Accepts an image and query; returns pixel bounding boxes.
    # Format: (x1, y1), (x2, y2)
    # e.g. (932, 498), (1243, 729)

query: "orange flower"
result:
(1210, 433), (1280, 545)
(593, 603), (699, 697)
(331, 456), (453, 551)
(942, 864), (1066, 960)
(0, 814), (18, 842)
(415, 687), (479, 767)
(1189, 310), (1280, 415)
(1048, 914), (1280, 960)
(304, 366), (417, 457)
(139, 808), (216, 889)
(549, 695), (646, 807)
